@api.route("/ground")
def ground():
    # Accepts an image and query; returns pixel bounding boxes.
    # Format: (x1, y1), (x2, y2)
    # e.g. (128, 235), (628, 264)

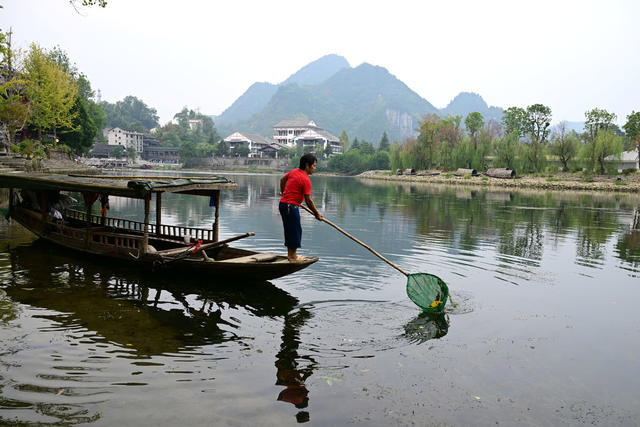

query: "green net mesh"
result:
(406, 273), (449, 313)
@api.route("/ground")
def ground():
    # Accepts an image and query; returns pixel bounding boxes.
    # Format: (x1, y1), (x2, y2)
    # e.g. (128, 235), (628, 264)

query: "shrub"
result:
(622, 168), (637, 176)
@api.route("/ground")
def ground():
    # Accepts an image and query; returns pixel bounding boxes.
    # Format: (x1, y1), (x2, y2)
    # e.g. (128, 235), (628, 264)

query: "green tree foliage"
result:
(378, 131), (390, 151)
(464, 111), (484, 147)
(102, 96), (159, 131)
(584, 107), (617, 142)
(526, 104), (552, 145)
(339, 130), (349, 153)
(232, 145), (250, 157)
(125, 146), (137, 161)
(623, 111), (640, 142)
(110, 145), (124, 158)
(594, 130), (623, 174)
(350, 137), (360, 151)
(501, 106), (528, 139)
(390, 143), (402, 171)
(23, 43), (78, 141)
(623, 111), (640, 158)
(549, 122), (580, 171)
(417, 114), (442, 169)
(48, 47), (105, 154)
(359, 140), (374, 155)
(0, 30), (31, 148)
(492, 133), (519, 171)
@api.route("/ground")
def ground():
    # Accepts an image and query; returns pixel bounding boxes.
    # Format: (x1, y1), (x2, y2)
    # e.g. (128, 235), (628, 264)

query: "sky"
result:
(2, 0), (639, 127)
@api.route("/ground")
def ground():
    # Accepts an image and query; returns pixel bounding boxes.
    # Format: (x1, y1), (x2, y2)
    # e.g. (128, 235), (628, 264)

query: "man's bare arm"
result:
(304, 194), (323, 221)
(280, 175), (288, 194)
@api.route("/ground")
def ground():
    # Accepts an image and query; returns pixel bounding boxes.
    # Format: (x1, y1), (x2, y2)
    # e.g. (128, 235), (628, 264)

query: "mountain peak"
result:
(282, 54), (350, 86)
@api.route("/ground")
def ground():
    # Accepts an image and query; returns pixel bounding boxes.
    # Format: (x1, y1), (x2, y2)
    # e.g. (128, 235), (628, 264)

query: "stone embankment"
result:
(358, 170), (640, 193)
(0, 154), (97, 175)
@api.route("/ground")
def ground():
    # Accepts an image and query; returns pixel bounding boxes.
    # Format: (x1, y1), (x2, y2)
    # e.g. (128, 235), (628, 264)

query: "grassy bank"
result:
(358, 170), (640, 193)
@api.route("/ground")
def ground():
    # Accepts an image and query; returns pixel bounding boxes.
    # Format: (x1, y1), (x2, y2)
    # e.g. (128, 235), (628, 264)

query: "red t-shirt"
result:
(280, 168), (311, 206)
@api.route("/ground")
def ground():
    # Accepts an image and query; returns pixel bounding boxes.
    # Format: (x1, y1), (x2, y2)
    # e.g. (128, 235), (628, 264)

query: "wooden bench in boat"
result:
(223, 253), (279, 263)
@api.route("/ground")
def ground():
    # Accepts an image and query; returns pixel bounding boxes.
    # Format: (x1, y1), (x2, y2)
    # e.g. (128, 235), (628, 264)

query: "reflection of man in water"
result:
(275, 307), (314, 422)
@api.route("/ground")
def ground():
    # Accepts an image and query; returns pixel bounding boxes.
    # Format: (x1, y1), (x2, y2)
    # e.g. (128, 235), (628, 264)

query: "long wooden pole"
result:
(143, 195), (150, 254)
(299, 204), (409, 276)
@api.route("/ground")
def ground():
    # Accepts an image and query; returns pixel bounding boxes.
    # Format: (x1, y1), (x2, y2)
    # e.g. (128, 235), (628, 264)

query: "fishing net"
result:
(406, 273), (449, 313)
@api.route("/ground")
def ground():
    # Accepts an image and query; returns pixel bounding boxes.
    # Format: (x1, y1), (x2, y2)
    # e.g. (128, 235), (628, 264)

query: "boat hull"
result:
(10, 207), (318, 281)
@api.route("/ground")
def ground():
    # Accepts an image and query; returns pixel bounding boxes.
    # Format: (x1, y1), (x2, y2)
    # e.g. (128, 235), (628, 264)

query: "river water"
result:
(1, 174), (639, 426)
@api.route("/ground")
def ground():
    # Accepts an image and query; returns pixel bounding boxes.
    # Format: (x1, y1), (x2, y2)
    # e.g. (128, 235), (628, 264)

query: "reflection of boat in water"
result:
(403, 312), (449, 344)
(0, 172), (317, 281)
(3, 241), (316, 421)
(4, 240), (302, 354)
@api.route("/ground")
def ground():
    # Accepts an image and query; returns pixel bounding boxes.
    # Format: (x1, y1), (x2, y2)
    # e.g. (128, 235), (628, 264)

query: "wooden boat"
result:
(0, 172), (318, 280)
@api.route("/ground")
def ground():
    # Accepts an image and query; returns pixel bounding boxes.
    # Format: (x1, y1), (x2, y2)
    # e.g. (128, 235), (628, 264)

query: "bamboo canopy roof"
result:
(0, 172), (238, 198)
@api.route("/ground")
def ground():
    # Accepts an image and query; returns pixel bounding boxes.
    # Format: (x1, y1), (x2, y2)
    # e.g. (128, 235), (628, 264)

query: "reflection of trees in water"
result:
(615, 209), (640, 268)
(330, 178), (636, 268)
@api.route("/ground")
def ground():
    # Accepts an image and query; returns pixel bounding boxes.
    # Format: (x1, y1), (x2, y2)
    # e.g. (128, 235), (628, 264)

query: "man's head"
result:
(299, 153), (317, 174)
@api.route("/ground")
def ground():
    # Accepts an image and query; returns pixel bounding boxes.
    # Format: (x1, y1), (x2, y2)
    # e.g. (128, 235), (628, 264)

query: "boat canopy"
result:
(0, 172), (238, 198)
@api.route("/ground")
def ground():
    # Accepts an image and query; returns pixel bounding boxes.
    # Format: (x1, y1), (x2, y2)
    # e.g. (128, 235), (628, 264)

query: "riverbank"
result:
(358, 170), (640, 193)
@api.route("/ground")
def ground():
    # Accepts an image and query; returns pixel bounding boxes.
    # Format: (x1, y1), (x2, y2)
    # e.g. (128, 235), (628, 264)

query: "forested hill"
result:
(441, 92), (504, 123)
(214, 55), (503, 144)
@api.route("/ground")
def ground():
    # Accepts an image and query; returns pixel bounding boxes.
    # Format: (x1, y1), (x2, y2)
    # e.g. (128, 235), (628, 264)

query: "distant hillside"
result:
(214, 82), (278, 125)
(214, 55), (507, 144)
(441, 92), (503, 124)
(218, 63), (438, 143)
(215, 54), (349, 130)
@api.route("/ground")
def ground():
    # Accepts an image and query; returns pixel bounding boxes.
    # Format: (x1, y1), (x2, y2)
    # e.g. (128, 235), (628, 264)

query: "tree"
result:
(594, 130), (623, 174)
(464, 112), (484, 147)
(47, 47), (105, 154)
(623, 111), (640, 141)
(417, 114), (441, 169)
(390, 143), (402, 171)
(110, 145), (125, 158)
(359, 140), (374, 155)
(493, 133), (519, 171)
(125, 146), (137, 162)
(549, 122), (579, 171)
(23, 43), (78, 141)
(102, 96), (159, 131)
(339, 130), (349, 153)
(0, 30), (31, 149)
(378, 131), (390, 151)
(585, 108), (617, 142)
(501, 106), (528, 139)
(232, 145), (250, 157)
(526, 104), (552, 145)
(215, 140), (229, 156)
(623, 111), (640, 158)
(350, 137), (360, 151)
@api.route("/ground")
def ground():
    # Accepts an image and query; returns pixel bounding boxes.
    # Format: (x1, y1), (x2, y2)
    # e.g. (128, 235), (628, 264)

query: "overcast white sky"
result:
(3, 0), (639, 126)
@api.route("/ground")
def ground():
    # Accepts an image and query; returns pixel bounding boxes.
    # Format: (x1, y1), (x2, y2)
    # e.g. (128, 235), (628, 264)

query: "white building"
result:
(273, 120), (322, 146)
(188, 119), (203, 131)
(606, 150), (640, 172)
(103, 127), (144, 153)
(223, 132), (281, 157)
(272, 120), (342, 154)
(294, 129), (342, 155)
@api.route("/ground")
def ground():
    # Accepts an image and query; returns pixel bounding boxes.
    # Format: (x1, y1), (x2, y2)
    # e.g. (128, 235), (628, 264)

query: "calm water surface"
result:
(1, 174), (639, 426)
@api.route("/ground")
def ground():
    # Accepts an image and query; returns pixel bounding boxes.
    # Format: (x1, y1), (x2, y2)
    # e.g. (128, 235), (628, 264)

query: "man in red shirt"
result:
(279, 153), (323, 262)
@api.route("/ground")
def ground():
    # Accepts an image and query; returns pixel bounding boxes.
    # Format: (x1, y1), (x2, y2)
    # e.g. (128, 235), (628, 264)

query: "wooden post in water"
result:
(155, 192), (162, 236)
(143, 194), (150, 254)
(213, 190), (220, 242)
